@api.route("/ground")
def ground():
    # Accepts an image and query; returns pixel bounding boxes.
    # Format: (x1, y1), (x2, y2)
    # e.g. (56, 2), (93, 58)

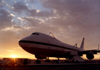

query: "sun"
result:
(11, 55), (17, 58)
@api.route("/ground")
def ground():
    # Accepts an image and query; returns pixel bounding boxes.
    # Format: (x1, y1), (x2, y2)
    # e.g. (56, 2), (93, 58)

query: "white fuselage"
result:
(19, 32), (84, 58)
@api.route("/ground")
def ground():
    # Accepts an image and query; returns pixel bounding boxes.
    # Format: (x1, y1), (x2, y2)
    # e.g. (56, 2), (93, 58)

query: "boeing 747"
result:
(19, 32), (100, 63)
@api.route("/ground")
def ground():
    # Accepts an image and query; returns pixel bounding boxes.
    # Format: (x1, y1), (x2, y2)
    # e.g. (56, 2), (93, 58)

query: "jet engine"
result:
(86, 53), (94, 59)
(35, 55), (46, 59)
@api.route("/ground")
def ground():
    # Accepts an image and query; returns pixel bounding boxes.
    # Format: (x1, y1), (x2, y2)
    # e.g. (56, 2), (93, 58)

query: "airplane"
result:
(19, 32), (100, 63)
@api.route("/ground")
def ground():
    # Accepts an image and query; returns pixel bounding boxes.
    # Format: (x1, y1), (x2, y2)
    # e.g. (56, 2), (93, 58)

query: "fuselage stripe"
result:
(19, 40), (80, 51)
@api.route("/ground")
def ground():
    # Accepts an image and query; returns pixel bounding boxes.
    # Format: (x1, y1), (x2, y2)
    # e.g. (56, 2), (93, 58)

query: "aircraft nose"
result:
(19, 35), (31, 47)
(19, 39), (24, 48)
(19, 39), (29, 51)
(19, 35), (32, 49)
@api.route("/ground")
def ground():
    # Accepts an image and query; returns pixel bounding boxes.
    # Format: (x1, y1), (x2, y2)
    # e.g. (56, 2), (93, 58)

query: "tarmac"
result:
(0, 60), (100, 70)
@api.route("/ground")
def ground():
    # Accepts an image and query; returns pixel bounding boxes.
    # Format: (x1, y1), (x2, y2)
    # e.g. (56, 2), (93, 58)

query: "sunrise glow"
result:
(10, 55), (17, 58)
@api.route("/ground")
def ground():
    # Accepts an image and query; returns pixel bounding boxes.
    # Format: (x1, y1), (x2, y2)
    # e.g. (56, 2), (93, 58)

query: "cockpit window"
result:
(32, 33), (39, 35)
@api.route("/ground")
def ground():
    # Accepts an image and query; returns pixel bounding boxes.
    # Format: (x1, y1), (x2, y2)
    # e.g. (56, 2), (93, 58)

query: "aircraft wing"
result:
(78, 50), (100, 55)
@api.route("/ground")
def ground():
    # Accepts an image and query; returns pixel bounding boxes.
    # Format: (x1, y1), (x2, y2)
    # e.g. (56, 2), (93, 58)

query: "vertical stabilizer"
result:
(80, 38), (85, 49)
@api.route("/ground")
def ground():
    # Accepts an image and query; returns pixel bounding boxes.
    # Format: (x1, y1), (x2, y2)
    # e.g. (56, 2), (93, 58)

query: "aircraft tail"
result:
(80, 38), (85, 49)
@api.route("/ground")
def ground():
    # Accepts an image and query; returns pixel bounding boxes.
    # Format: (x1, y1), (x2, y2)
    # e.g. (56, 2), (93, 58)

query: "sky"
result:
(0, 0), (100, 59)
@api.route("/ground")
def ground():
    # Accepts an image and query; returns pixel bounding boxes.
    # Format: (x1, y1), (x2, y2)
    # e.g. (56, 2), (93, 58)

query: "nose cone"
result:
(19, 39), (25, 49)
(19, 35), (31, 44)
(18, 35), (39, 54)
(18, 36), (30, 49)
(19, 38), (31, 53)
(18, 35), (35, 49)
(19, 39), (31, 54)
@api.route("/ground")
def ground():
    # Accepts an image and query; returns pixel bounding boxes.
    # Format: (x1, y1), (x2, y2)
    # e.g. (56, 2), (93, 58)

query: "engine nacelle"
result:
(35, 55), (46, 59)
(86, 53), (94, 59)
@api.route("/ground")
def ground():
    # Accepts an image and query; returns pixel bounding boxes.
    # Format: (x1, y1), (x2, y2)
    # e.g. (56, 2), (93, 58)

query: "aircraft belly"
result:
(19, 42), (78, 58)
(20, 42), (66, 57)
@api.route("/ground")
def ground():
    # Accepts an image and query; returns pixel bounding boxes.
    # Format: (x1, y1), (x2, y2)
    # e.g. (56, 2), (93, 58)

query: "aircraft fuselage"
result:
(19, 32), (84, 59)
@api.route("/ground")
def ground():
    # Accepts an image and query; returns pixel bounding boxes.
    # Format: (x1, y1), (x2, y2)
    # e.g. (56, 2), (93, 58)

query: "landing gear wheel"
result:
(45, 59), (50, 62)
(56, 60), (59, 63)
(56, 58), (59, 63)
(45, 57), (50, 62)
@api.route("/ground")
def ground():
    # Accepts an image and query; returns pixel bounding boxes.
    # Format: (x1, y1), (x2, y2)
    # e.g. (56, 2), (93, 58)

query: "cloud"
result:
(13, 2), (29, 13)
(10, 13), (15, 17)
(0, 9), (13, 29)
(12, 1), (54, 18)
(40, 0), (100, 33)
(10, 0), (100, 46)
(22, 17), (41, 26)
(39, 0), (100, 48)
(0, 0), (3, 7)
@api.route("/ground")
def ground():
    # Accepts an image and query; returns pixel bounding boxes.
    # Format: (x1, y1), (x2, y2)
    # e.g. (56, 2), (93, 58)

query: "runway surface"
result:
(0, 60), (100, 70)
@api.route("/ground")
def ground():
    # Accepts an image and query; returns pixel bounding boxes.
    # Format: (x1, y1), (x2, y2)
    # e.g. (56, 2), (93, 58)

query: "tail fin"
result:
(80, 38), (85, 49)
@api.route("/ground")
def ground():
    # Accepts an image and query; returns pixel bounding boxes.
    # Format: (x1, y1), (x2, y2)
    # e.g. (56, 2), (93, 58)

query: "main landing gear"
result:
(53, 58), (60, 63)
(36, 59), (41, 64)
(45, 57), (50, 62)
(35, 57), (60, 64)
(56, 58), (59, 63)
(36, 57), (51, 64)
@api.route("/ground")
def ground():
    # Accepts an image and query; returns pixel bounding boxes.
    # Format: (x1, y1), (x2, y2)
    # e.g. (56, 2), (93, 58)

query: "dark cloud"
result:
(0, 0), (3, 7)
(42, 0), (88, 16)
(0, 9), (13, 29)
(12, 1), (54, 17)
(13, 2), (29, 13)
(29, 0), (35, 3)
(22, 17), (40, 26)
(36, 10), (54, 17)
(40, 0), (100, 33)
(39, 0), (100, 49)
